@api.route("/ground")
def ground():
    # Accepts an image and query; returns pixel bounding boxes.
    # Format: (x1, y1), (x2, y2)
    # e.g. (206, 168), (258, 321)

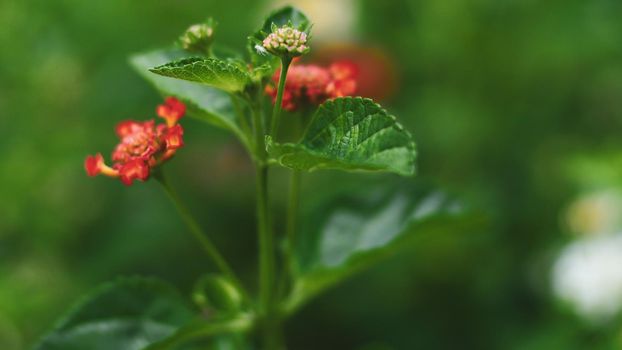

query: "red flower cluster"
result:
(265, 60), (358, 111)
(85, 97), (186, 185)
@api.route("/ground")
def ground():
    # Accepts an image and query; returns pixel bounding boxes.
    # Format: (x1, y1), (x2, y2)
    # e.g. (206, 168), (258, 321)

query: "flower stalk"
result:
(154, 171), (243, 294)
(269, 57), (292, 138)
(285, 170), (301, 274)
(247, 86), (283, 348)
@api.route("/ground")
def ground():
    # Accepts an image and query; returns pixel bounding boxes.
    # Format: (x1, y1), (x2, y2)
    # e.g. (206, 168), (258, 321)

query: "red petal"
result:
(157, 97), (186, 127)
(84, 153), (103, 176)
(118, 159), (150, 186)
(166, 97), (186, 116)
(115, 120), (141, 138)
(163, 124), (184, 150)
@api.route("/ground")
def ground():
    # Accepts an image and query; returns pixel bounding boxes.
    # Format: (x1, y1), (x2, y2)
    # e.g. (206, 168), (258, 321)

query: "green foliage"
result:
(283, 182), (473, 312)
(267, 97), (416, 176)
(149, 57), (250, 93)
(130, 49), (251, 150)
(34, 277), (194, 350)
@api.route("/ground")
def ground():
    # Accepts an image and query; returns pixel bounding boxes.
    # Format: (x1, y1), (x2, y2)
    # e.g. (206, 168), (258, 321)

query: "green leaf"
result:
(267, 97), (417, 176)
(35, 277), (195, 350)
(259, 5), (311, 33)
(149, 57), (250, 93)
(142, 315), (253, 350)
(130, 49), (251, 150)
(283, 181), (477, 313)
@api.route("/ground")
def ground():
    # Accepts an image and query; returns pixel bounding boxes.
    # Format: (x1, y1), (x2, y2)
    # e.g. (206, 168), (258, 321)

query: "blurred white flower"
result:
(552, 233), (622, 320)
(565, 190), (622, 236)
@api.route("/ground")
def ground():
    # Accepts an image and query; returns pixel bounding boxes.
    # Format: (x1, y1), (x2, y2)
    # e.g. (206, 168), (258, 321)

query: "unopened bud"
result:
(180, 19), (217, 55)
(262, 25), (310, 58)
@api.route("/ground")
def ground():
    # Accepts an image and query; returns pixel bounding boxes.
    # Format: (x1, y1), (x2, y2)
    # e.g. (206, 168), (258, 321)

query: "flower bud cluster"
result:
(180, 19), (216, 54)
(262, 26), (309, 57)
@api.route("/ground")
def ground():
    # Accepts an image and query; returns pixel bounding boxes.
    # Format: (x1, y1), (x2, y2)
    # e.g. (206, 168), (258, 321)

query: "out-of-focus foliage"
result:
(35, 277), (195, 350)
(2, 0), (622, 349)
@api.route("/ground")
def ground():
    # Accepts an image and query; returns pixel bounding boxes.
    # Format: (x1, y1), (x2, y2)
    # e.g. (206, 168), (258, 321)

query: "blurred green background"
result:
(2, 0), (622, 349)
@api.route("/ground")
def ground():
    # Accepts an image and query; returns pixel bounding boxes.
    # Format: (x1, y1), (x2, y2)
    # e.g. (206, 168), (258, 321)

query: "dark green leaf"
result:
(143, 315), (253, 350)
(130, 49), (251, 150)
(283, 181), (477, 313)
(259, 6), (311, 33)
(35, 277), (195, 350)
(267, 97), (416, 176)
(149, 57), (250, 93)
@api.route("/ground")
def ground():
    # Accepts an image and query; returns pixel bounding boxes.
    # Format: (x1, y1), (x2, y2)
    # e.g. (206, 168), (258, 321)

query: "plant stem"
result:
(255, 163), (273, 311)
(256, 162), (284, 349)
(285, 170), (301, 275)
(155, 172), (242, 290)
(231, 93), (252, 137)
(250, 93), (283, 348)
(284, 110), (303, 281)
(269, 58), (292, 138)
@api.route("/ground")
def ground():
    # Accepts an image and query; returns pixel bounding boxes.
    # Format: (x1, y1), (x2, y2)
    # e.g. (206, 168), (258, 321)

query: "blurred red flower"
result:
(265, 60), (358, 111)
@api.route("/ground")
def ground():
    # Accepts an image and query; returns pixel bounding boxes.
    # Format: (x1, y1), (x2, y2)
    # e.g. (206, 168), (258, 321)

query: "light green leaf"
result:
(149, 57), (250, 93)
(34, 277), (195, 350)
(267, 97), (416, 176)
(283, 182), (477, 313)
(130, 49), (251, 150)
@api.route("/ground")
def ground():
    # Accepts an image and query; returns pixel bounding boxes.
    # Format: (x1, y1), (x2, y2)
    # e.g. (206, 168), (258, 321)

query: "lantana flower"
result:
(84, 97), (186, 185)
(262, 25), (310, 58)
(265, 60), (358, 111)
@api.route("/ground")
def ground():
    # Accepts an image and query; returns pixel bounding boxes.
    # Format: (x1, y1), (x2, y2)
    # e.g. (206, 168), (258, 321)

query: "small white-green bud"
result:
(180, 19), (217, 55)
(262, 25), (309, 58)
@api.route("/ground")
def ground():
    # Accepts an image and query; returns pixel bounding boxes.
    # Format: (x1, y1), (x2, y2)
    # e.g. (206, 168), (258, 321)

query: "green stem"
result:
(248, 94), (274, 311)
(285, 170), (301, 275)
(269, 58), (292, 138)
(256, 162), (284, 349)
(230, 93), (252, 137)
(255, 163), (273, 312)
(155, 172), (243, 291)
(284, 110), (303, 280)
(250, 94), (282, 348)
